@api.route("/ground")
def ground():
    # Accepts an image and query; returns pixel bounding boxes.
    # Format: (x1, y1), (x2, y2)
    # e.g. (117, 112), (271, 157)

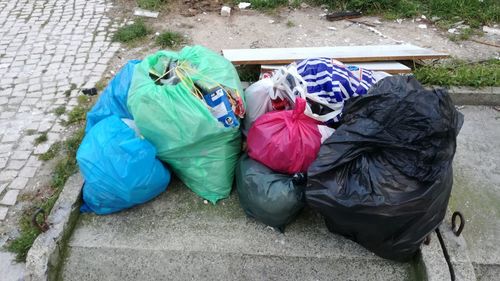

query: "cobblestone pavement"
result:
(0, 0), (118, 224)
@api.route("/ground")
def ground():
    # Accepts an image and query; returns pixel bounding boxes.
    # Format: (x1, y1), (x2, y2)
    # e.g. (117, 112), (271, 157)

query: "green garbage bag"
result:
(127, 46), (244, 203)
(236, 154), (306, 230)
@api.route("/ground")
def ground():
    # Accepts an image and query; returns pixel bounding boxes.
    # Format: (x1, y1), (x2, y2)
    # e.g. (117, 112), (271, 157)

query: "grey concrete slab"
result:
(60, 179), (418, 281)
(449, 106), (500, 280)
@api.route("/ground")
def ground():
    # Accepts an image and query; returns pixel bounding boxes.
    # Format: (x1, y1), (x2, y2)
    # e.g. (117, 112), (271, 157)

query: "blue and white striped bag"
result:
(296, 58), (377, 124)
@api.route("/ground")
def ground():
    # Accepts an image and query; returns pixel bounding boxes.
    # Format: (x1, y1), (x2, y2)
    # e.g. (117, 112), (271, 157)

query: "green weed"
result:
(286, 20), (295, 27)
(39, 142), (62, 161)
(137, 0), (165, 10)
(448, 28), (483, 41)
(248, 0), (288, 10)
(25, 129), (36, 136)
(54, 106), (66, 116)
(113, 20), (150, 43)
(34, 132), (48, 145)
(64, 106), (86, 126)
(6, 213), (40, 261)
(95, 78), (107, 92)
(414, 59), (500, 87)
(310, 0), (499, 27)
(156, 31), (185, 49)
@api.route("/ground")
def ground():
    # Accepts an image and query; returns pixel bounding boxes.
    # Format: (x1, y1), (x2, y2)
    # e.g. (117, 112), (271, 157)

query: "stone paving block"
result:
(0, 111), (16, 119)
(0, 189), (20, 206)
(19, 165), (38, 178)
(25, 121), (40, 131)
(0, 144), (14, 154)
(6, 159), (26, 170)
(11, 150), (31, 160)
(0, 206), (8, 220)
(9, 176), (29, 190)
(0, 169), (18, 181)
(0, 157), (7, 169)
(2, 133), (21, 143)
(0, 183), (7, 195)
(34, 142), (51, 155)
(26, 155), (42, 168)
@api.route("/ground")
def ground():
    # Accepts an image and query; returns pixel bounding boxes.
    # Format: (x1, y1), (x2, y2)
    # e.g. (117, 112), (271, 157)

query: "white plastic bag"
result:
(242, 78), (275, 133)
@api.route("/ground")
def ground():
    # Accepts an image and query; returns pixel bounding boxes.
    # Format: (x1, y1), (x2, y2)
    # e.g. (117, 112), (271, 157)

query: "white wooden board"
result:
(223, 44), (448, 65)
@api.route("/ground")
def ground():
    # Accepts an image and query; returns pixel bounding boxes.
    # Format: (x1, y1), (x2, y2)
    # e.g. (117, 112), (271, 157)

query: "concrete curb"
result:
(24, 173), (83, 281)
(437, 223), (477, 281)
(417, 231), (452, 281)
(439, 86), (500, 106)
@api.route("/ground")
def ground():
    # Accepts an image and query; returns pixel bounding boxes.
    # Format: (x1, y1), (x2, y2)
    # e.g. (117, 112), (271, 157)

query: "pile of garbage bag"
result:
(238, 59), (462, 260)
(77, 46), (463, 261)
(239, 58), (381, 229)
(77, 45), (245, 214)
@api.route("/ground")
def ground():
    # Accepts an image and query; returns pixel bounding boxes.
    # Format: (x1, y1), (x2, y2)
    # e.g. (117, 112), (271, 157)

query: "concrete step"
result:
(59, 179), (419, 281)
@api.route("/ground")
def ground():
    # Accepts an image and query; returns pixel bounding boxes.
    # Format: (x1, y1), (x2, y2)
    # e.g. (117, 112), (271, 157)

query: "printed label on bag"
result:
(210, 102), (229, 119)
(211, 89), (225, 101)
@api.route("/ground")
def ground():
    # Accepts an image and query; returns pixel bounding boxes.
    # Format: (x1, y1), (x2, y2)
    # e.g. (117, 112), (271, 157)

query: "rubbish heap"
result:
(77, 45), (463, 262)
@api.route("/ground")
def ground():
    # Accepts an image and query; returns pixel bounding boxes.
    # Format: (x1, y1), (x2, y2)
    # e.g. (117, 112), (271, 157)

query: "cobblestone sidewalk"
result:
(0, 0), (118, 224)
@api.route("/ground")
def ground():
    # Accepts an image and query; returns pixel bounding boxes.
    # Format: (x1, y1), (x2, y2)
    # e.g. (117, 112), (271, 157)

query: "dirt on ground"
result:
(107, 0), (499, 74)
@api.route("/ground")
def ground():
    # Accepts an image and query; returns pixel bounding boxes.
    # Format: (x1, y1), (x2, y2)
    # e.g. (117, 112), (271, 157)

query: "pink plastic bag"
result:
(247, 98), (322, 174)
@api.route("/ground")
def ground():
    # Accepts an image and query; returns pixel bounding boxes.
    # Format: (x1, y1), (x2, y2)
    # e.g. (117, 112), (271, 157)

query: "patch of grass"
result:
(137, 0), (165, 10)
(77, 95), (91, 105)
(54, 106), (66, 116)
(39, 141), (62, 161)
(6, 213), (40, 262)
(248, 0), (288, 10)
(156, 31), (185, 49)
(64, 106), (87, 126)
(63, 96), (93, 126)
(286, 20), (295, 27)
(414, 59), (500, 87)
(448, 28), (482, 41)
(309, 0), (499, 28)
(25, 129), (36, 136)
(50, 130), (83, 190)
(113, 20), (150, 43)
(34, 132), (48, 145)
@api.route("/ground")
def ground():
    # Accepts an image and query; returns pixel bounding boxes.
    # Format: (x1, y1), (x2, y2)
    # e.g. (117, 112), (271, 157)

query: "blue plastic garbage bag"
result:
(85, 60), (140, 133)
(77, 115), (170, 215)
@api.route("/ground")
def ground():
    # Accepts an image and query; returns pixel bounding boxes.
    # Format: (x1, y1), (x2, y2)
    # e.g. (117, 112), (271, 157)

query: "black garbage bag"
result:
(236, 154), (306, 231)
(306, 76), (463, 261)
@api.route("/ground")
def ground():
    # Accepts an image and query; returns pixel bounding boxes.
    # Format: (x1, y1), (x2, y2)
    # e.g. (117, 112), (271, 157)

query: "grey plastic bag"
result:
(236, 154), (305, 231)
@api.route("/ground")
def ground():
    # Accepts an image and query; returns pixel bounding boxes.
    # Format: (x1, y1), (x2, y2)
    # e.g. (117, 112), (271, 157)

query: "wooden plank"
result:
(223, 44), (449, 65)
(261, 61), (412, 74)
